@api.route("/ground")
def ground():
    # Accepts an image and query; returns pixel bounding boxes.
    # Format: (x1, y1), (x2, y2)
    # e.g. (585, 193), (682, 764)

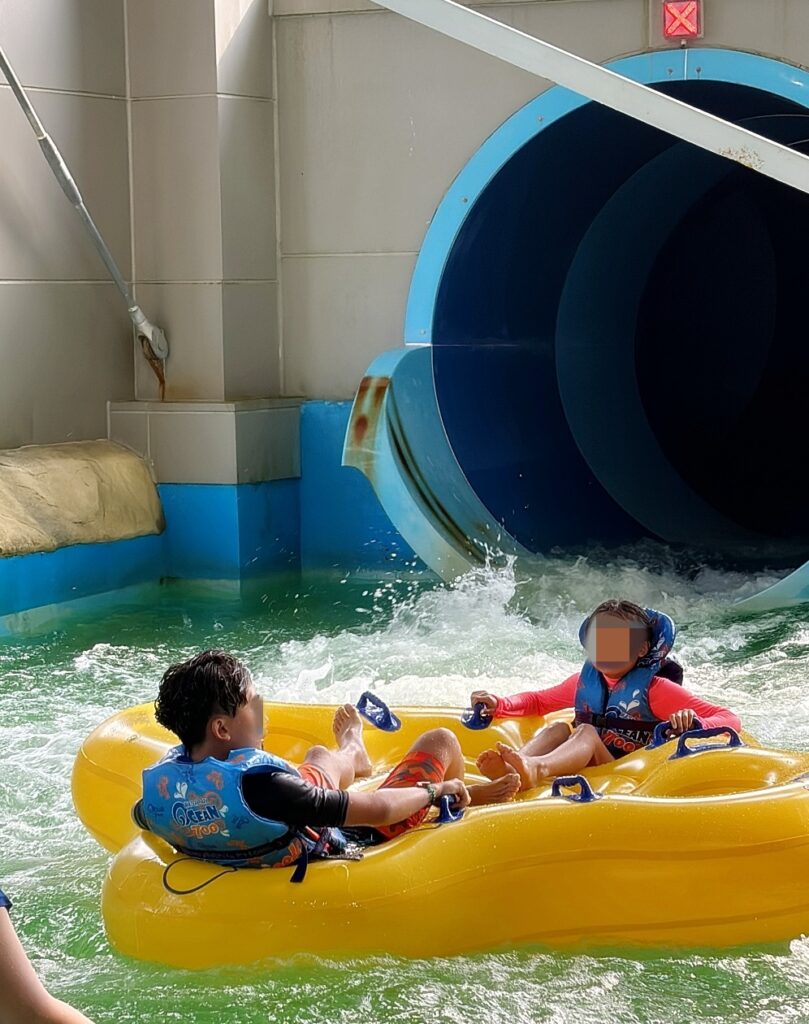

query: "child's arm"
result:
(471, 674), (579, 720)
(649, 677), (741, 732)
(1, 905), (95, 1024)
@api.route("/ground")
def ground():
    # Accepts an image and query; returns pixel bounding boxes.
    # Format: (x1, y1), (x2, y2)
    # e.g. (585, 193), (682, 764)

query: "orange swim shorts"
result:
(373, 750), (446, 841)
(298, 763), (337, 790)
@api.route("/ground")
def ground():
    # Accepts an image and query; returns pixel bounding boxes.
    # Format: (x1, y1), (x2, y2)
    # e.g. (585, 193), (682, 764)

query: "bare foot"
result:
(333, 704), (372, 778)
(468, 772), (521, 806)
(476, 748), (509, 781)
(496, 742), (544, 792)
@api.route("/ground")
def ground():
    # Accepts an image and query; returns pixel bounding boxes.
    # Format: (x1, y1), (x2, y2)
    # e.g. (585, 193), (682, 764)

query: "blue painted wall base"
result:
(160, 480), (300, 580)
(0, 535), (165, 620)
(0, 401), (416, 626)
(300, 402), (418, 570)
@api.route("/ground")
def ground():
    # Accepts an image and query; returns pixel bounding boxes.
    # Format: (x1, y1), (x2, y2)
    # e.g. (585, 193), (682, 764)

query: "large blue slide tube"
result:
(344, 51), (809, 609)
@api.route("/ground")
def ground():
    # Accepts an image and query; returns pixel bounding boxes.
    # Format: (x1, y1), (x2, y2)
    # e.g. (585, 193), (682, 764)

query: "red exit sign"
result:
(663, 1), (703, 39)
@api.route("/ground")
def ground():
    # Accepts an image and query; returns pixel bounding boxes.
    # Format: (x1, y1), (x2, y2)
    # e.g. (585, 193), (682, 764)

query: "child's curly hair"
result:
(154, 650), (252, 748)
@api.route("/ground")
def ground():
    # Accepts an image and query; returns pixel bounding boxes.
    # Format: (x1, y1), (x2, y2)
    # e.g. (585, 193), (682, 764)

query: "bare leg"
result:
(301, 705), (372, 789)
(407, 726), (465, 779)
(519, 721), (574, 758)
(497, 724), (614, 791)
(477, 721), (572, 780)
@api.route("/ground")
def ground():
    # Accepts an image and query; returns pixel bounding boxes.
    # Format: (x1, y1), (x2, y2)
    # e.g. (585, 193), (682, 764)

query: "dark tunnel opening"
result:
(636, 160), (809, 541)
(431, 80), (809, 564)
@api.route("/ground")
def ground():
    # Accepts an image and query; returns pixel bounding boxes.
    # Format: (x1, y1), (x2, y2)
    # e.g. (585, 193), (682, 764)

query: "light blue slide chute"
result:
(735, 564), (809, 612)
(342, 346), (526, 583)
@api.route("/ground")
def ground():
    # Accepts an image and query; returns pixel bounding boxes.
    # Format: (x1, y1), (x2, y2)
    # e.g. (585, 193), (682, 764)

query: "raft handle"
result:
(461, 702), (492, 730)
(647, 721), (676, 749)
(435, 795), (465, 824)
(647, 718), (705, 749)
(356, 691), (401, 732)
(551, 775), (600, 803)
(670, 726), (744, 760)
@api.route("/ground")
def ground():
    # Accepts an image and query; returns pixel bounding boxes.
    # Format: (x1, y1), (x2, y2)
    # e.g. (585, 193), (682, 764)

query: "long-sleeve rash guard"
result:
(494, 673), (741, 731)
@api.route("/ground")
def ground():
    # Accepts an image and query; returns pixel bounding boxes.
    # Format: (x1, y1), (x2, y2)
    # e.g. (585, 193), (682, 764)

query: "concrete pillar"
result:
(111, 1), (298, 579)
(126, 0), (279, 404)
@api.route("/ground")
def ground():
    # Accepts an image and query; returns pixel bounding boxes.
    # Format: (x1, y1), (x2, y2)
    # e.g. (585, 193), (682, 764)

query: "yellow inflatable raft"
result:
(73, 702), (809, 968)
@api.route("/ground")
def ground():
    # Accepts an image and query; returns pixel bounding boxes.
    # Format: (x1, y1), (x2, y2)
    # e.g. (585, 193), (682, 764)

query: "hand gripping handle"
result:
(461, 702), (492, 730)
(435, 795), (465, 824)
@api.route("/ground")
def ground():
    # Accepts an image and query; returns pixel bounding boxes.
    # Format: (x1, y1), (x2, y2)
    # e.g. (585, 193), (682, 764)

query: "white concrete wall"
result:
(0, 0), (280, 454)
(273, 0), (809, 399)
(0, 0), (132, 448)
(4, 0), (809, 448)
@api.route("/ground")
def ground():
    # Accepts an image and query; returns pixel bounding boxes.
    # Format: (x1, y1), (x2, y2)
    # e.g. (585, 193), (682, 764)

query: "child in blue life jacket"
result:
(472, 599), (741, 791)
(134, 650), (521, 874)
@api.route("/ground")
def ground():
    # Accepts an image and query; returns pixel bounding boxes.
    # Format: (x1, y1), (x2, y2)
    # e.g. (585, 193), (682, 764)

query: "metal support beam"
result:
(372, 0), (809, 196)
(0, 44), (169, 365)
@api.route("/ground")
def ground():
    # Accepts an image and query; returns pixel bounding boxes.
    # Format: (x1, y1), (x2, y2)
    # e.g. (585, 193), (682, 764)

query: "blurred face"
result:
(214, 681), (264, 751)
(586, 613), (650, 678)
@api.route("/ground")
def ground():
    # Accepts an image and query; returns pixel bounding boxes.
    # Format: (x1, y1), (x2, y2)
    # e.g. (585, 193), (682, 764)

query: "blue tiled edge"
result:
(0, 534), (165, 619)
(0, 403), (415, 622)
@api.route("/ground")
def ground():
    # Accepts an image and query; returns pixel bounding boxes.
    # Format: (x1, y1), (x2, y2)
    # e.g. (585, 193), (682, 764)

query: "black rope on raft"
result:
(162, 858), (237, 896)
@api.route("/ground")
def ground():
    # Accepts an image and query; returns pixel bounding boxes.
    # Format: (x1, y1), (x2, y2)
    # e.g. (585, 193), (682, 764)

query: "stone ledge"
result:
(110, 398), (302, 414)
(0, 440), (164, 558)
(108, 399), (303, 484)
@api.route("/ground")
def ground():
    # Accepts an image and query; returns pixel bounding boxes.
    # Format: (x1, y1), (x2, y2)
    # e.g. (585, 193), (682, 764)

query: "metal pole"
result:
(0, 45), (169, 362)
(372, 0), (809, 197)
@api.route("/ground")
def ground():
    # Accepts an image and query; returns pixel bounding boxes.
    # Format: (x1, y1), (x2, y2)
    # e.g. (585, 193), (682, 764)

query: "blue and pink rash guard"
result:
(494, 673), (741, 732)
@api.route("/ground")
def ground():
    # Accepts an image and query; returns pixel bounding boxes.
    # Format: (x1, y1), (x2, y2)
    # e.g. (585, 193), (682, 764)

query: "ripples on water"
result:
(2, 542), (809, 1022)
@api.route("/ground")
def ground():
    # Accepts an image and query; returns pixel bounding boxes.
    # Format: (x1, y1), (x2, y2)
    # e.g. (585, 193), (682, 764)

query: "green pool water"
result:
(2, 544), (809, 1023)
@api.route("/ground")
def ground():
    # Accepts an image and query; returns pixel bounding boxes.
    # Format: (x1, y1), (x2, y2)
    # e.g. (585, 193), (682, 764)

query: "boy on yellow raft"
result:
(472, 599), (741, 789)
(133, 651), (520, 877)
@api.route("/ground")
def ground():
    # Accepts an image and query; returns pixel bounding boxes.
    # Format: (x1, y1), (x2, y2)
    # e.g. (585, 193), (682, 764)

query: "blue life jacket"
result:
(138, 746), (312, 869)
(574, 608), (676, 758)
